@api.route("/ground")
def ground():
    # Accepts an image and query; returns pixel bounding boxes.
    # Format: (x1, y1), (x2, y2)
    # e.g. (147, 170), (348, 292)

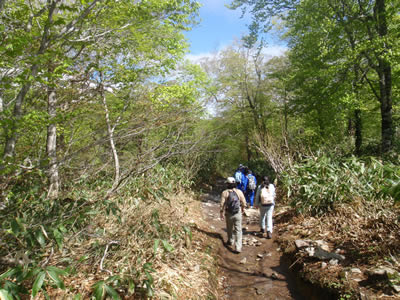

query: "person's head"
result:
(262, 176), (270, 186)
(248, 170), (253, 175)
(226, 177), (236, 188)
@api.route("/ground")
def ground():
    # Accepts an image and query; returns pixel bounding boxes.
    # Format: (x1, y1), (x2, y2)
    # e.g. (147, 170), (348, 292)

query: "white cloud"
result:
(185, 52), (216, 62)
(185, 44), (287, 63)
(261, 45), (288, 57)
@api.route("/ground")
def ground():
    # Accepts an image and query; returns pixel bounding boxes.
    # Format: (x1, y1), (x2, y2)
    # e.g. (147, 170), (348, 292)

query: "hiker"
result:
(234, 164), (243, 185)
(237, 166), (248, 195)
(254, 176), (276, 239)
(245, 170), (257, 207)
(220, 177), (246, 253)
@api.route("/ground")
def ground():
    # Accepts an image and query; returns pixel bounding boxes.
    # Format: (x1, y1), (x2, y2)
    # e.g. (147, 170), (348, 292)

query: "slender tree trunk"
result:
(3, 81), (33, 158)
(377, 64), (393, 153)
(283, 88), (288, 137)
(100, 80), (120, 193)
(46, 85), (59, 199)
(0, 90), (3, 113)
(354, 109), (362, 155)
(375, 0), (393, 153)
(245, 134), (251, 161)
(0, 0), (6, 12)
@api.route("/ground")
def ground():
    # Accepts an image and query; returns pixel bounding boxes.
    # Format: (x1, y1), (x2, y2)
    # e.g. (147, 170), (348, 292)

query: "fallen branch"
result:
(99, 240), (120, 275)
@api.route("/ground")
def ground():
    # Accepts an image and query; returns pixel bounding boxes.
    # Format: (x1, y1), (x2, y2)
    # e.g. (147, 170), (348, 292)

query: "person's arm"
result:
(236, 189), (246, 213)
(254, 186), (261, 208)
(220, 190), (227, 220)
(270, 184), (276, 203)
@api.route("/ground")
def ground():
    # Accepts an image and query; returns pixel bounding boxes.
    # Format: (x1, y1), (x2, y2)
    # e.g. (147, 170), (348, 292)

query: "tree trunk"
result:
(3, 81), (33, 158)
(374, 0), (393, 153)
(354, 109), (362, 155)
(3, 1), (57, 159)
(100, 81), (120, 193)
(0, 90), (3, 113)
(246, 134), (251, 161)
(46, 86), (59, 199)
(0, 0), (6, 12)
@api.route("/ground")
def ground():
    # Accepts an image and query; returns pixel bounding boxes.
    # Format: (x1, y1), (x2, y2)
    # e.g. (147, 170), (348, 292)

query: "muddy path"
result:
(200, 183), (305, 300)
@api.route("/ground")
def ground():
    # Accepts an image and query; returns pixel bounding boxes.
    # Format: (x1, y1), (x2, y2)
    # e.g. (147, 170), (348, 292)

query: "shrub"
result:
(281, 155), (400, 215)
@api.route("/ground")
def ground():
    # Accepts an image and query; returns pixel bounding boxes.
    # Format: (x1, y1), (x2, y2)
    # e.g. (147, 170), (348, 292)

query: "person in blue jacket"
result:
(234, 164), (243, 186)
(238, 166), (248, 198)
(245, 170), (257, 207)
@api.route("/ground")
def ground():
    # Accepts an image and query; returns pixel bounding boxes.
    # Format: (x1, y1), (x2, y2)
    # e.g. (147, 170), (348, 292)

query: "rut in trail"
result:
(200, 182), (305, 300)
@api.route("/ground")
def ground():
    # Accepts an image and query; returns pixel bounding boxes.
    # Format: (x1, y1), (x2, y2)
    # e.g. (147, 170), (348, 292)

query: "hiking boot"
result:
(260, 228), (265, 233)
(267, 231), (272, 239)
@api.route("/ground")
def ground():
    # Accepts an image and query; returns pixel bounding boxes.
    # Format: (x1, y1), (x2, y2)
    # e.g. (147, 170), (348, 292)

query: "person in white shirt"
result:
(254, 176), (276, 239)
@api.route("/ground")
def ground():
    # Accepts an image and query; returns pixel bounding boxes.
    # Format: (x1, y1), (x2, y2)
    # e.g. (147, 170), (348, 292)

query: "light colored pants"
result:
(225, 211), (242, 252)
(259, 204), (274, 233)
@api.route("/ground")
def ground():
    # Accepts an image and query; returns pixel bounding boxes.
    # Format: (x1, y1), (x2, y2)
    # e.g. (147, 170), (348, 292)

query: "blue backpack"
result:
(234, 171), (242, 184)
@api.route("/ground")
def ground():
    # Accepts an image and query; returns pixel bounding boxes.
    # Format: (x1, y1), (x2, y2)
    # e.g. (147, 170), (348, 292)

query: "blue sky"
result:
(185, 0), (287, 60)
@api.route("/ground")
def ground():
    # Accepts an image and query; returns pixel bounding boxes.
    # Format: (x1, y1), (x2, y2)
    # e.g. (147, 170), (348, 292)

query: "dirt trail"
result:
(200, 183), (305, 300)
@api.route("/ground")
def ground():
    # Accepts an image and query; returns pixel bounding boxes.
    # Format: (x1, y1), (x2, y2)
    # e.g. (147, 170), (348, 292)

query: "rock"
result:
(295, 239), (312, 249)
(257, 254), (263, 258)
(321, 262), (327, 269)
(392, 285), (400, 293)
(368, 266), (397, 278)
(351, 268), (362, 274)
(305, 246), (315, 257)
(190, 265), (200, 272)
(271, 272), (278, 280)
(329, 259), (339, 266)
(314, 246), (345, 261)
(315, 240), (330, 251)
(240, 257), (247, 264)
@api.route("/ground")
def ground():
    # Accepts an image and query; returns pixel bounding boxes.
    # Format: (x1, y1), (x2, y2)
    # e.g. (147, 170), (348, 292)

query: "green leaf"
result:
(53, 228), (63, 249)
(46, 266), (67, 276)
(161, 240), (174, 252)
(0, 268), (17, 281)
(46, 269), (65, 289)
(35, 229), (46, 247)
(128, 280), (135, 294)
(32, 271), (46, 297)
(0, 289), (13, 300)
(153, 239), (160, 254)
(104, 284), (120, 300)
(93, 281), (106, 300)
(11, 219), (20, 235)
(73, 294), (82, 300)
(183, 226), (192, 241)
